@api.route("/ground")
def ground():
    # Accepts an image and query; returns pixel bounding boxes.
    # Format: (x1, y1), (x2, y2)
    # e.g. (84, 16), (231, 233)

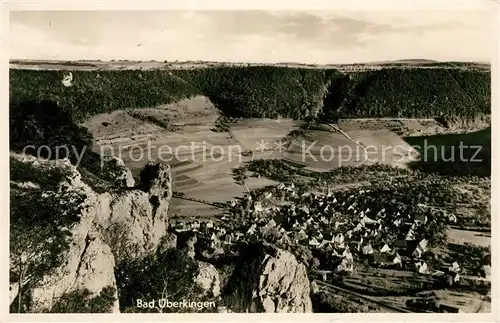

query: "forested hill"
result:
(9, 65), (490, 123)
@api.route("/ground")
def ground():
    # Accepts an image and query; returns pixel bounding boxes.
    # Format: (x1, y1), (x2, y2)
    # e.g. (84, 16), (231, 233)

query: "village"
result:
(169, 179), (481, 295)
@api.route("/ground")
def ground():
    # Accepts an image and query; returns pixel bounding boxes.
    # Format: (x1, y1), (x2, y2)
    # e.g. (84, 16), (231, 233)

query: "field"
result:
(85, 101), (295, 218)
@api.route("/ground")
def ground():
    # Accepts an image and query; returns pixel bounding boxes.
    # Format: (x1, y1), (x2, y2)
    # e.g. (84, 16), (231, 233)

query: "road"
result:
(315, 280), (413, 313)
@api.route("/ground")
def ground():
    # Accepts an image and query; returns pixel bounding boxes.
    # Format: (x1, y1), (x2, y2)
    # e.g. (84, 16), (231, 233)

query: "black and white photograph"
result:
(6, 4), (495, 316)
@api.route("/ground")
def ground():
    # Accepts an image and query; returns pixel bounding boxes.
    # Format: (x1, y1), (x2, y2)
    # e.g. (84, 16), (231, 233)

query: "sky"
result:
(9, 10), (495, 64)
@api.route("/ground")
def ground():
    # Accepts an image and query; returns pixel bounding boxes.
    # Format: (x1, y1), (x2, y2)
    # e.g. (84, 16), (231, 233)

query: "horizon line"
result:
(9, 58), (491, 66)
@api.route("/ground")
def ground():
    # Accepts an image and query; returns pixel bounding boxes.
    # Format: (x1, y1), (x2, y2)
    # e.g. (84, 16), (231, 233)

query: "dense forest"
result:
(9, 66), (490, 122)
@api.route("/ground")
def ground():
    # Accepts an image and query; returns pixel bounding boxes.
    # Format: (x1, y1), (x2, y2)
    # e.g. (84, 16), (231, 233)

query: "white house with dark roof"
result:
(309, 237), (320, 248)
(412, 239), (428, 258)
(380, 244), (391, 253)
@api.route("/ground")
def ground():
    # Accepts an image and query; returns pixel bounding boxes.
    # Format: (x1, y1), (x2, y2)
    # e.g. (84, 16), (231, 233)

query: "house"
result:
(412, 239), (428, 258)
(318, 239), (328, 249)
(414, 214), (428, 225)
(334, 221), (346, 230)
(254, 202), (264, 213)
(278, 233), (292, 245)
(295, 229), (308, 242)
(247, 224), (257, 235)
(206, 220), (214, 229)
(362, 244), (374, 255)
(394, 239), (420, 257)
(309, 237), (321, 248)
(361, 216), (378, 226)
(266, 219), (277, 229)
(394, 239), (409, 249)
(372, 252), (401, 268)
(430, 270), (445, 277)
(353, 223), (364, 232)
(449, 262), (460, 273)
(336, 258), (354, 273)
(334, 233), (344, 245)
(264, 192), (273, 199)
(210, 233), (217, 241)
(300, 205), (310, 214)
(393, 253), (402, 265)
(380, 244), (391, 253)
(224, 234), (233, 245)
(405, 229), (415, 240)
(342, 248), (354, 261)
(416, 261), (429, 274)
(230, 199), (237, 207)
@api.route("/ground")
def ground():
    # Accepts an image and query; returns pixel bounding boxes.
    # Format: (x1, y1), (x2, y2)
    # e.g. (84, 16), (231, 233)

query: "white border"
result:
(1, 1), (499, 322)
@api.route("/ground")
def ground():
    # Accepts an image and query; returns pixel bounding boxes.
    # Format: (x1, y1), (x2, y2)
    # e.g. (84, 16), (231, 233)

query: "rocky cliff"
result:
(9, 153), (172, 313)
(223, 243), (313, 313)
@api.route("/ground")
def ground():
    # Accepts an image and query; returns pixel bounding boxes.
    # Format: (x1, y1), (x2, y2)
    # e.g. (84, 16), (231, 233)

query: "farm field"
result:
(84, 107), (491, 220)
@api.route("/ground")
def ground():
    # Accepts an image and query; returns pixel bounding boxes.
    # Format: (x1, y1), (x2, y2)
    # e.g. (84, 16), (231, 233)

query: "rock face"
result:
(224, 243), (313, 313)
(256, 248), (313, 313)
(9, 153), (172, 313)
(101, 156), (135, 188)
(195, 262), (221, 298)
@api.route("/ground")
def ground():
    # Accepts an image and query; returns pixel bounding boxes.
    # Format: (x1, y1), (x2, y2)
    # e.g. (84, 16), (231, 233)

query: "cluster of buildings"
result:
(172, 182), (459, 280)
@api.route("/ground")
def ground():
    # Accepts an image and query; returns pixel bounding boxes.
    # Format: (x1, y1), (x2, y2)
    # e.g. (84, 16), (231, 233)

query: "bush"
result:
(47, 286), (117, 313)
(115, 248), (214, 313)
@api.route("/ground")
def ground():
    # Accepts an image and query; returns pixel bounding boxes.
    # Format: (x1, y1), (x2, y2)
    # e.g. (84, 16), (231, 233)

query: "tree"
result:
(115, 248), (215, 313)
(232, 168), (250, 193)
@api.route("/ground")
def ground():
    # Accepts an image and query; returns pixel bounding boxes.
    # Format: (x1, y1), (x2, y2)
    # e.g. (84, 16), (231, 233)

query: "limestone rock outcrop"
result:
(101, 156), (135, 188)
(194, 261), (221, 298)
(9, 153), (172, 313)
(224, 243), (313, 313)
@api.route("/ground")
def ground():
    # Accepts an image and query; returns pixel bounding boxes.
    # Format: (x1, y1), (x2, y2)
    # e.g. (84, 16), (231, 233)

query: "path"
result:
(327, 124), (369, 166)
